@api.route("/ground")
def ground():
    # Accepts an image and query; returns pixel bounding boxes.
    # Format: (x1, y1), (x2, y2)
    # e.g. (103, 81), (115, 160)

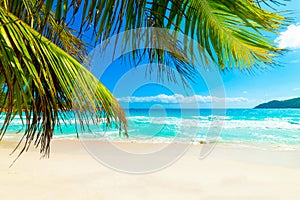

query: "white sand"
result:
(1, 139), (300, 200)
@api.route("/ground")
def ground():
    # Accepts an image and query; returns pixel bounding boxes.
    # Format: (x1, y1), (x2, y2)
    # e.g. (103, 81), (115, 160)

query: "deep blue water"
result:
(2, 109), (300, 147)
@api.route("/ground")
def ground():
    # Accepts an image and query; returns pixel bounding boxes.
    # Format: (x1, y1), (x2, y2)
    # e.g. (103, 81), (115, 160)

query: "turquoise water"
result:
(2, 109), (300, 147)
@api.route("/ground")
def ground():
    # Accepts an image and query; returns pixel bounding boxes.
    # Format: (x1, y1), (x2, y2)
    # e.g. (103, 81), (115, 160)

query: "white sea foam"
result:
(2, 115), (300, 130)
(192, 115), (231, 120)
(2, 113), (300, 148)
(129, 116), (300, 130)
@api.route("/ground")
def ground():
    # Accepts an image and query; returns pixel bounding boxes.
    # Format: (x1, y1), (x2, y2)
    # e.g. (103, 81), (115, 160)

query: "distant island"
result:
(255, 97), (300, 109)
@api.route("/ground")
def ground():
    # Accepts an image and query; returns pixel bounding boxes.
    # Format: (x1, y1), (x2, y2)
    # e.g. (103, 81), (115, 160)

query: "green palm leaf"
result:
(29, 0), (288, 75)
(0, 6), (127, 157)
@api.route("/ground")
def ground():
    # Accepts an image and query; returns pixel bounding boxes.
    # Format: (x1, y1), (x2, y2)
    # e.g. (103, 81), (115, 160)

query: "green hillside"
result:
(255, 97), (300, 109)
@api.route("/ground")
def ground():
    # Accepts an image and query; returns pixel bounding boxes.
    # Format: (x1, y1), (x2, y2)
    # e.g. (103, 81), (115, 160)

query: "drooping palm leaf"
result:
(186, 0), (287, 70)
(4, 0), (89, 63)
(3, 0), (289, 80)
(0, 6), (127, 157)
(41, 0), (287, 69)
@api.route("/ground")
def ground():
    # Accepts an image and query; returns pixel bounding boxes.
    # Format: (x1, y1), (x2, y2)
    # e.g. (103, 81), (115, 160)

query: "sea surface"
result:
(2, 109), (300, 149)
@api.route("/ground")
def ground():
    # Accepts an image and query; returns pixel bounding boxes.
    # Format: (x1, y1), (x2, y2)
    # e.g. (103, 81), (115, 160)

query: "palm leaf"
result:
(184, 0), (286, 69)
(3, 0), (289, 80)
(0, 6), (127, 157)
(30, 0), (287, 73)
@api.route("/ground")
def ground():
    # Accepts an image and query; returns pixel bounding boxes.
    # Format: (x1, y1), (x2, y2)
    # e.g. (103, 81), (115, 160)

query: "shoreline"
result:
(2, 133), (300, 152)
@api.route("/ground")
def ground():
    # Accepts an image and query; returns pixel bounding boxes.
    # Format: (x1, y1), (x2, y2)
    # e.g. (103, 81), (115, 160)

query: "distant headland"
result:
(255, 97), (300, 109)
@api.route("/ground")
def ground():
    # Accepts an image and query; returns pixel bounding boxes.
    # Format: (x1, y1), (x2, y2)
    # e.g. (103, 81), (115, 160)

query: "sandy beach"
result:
(1, 138), (300, 200)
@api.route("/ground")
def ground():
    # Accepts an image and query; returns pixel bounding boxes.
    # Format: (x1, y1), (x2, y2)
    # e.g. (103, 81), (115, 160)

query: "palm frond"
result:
(3, 0), (88, 63)
(0, 7), (127, 157)
(2, 1), (289, 80)
(183, 0), (286, 70)
(32, 1), (287, 72)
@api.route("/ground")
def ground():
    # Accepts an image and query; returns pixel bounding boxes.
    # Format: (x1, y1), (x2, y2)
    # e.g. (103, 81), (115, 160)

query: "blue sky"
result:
(86, 1), (300, 109)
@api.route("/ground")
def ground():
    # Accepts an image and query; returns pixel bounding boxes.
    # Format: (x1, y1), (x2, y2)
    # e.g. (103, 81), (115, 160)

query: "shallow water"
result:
(2, 109), (300, 148)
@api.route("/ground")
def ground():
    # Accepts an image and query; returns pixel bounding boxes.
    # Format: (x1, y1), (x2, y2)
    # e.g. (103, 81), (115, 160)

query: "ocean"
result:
(2, 109), (300, 149)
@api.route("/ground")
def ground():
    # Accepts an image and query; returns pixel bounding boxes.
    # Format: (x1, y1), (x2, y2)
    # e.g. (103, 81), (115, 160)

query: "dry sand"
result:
(1, 138), (300, 200)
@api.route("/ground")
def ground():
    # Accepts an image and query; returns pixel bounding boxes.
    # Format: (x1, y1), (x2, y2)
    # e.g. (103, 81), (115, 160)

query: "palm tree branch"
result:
(0, 7), (127, 157)
(178, 0), (286, 70)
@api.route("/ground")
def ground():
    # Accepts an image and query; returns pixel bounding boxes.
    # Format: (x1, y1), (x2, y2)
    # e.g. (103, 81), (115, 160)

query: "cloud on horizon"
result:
(275, 24), (300, 49)
(290, 59), (300, 64)
(117, 94), (248, 104)
(293, 88), (300, 91)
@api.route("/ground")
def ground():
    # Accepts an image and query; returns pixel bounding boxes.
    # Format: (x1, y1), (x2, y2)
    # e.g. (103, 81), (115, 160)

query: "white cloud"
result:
(117, 94), (248, 104)
(290, 59), (300, 64)
(293, 88), (300, 91)
(275, 24), (300, 49)
(263, 96), (299, 102)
